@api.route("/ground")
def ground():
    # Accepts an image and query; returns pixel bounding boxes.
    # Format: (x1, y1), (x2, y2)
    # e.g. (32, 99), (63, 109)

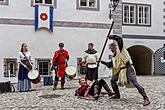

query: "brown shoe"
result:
(143, 97), (150, 106)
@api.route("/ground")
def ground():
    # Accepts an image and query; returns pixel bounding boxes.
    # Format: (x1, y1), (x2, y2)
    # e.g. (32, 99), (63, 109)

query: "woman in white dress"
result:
(17, 43), (32, 92)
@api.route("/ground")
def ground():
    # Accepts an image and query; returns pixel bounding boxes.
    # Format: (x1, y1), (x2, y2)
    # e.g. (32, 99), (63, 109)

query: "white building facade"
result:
(0, 0), (164, 83)
(122, 0), (165, 75)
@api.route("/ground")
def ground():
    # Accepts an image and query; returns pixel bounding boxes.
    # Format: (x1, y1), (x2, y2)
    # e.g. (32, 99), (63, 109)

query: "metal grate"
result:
(154, 46), (165, 75)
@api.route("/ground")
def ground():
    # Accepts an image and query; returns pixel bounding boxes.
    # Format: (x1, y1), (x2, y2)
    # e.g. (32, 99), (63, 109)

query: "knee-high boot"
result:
(94, 85), (99, 100)
(138, 88), (150, 106)
(110, 82), (120, 99)
(53, 81), (58, 90)
(103, 84), (115, 96)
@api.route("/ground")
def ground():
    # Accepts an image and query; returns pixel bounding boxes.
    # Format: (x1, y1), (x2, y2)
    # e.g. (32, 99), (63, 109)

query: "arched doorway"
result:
(127, 45), (153, 75)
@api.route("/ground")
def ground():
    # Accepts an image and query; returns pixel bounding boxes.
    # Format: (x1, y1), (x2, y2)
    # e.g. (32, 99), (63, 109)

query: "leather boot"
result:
(103, 84), (115, 96)
(53, 81), (58, 90)
(138, 88), (150, 106)
(110, 83), (120, 99)
(61, 80), (65, 89)
(110, 93), (120, 99)
(94, 85), (99, 100)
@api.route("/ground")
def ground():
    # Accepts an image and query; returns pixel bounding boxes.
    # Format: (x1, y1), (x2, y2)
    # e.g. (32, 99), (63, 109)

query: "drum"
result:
(28, 69), (41, 84)
(65, 66), (76, 80)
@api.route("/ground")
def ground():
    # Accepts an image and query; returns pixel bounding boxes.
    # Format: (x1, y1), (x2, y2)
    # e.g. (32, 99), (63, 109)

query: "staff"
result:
(97, 21), (114, 68)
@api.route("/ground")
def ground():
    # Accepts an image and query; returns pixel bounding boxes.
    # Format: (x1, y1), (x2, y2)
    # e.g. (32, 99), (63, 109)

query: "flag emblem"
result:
(35, 5), (53, 32)
(40, 13), (48, 21)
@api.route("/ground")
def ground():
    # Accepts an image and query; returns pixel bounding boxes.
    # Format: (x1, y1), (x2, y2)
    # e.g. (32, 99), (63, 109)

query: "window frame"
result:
(137, 5), (151, 26)
(123, 4), (136, 25)
(4, 58), (18, 77)
(35, 58), (51, 76)
(122, 3), (151, 27)
(0, 0), (9, 5)
(32, 0), (56, 8)
(76, 0), (100, 11)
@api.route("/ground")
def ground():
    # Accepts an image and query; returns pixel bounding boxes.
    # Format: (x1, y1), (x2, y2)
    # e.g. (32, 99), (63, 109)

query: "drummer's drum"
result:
(28, 69), (41, 84)
(65, 66), (76, 80)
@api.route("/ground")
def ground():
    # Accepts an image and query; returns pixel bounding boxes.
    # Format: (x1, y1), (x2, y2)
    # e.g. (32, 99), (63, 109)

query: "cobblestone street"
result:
(0, 76), (165, 110)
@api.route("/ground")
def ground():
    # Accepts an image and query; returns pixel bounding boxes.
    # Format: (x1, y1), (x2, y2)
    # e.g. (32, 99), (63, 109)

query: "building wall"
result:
(0, 0), (117, 82)
(0, 24), (115, 82)
(122, 0), (165, 36)
(0, 0), (111, 23)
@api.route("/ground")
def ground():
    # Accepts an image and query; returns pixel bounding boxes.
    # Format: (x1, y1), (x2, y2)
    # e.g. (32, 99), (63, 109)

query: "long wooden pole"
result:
(97, 21), (114, 68)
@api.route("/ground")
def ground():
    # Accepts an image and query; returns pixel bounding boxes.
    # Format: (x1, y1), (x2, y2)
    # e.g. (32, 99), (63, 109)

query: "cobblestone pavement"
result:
(0, 76), (165, 110)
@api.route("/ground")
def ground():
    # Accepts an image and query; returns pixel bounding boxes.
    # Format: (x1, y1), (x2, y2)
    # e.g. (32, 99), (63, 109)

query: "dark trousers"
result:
(111, 66), (144, 95)
(85, 67), (98, 81)
(55, 75), (65, 81)
(88, 79), (107, 96)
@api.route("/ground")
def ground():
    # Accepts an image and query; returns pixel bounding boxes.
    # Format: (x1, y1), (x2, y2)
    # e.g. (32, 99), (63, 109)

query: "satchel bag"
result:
(43, 76), (53, 86)
(0, 81), (15, 93)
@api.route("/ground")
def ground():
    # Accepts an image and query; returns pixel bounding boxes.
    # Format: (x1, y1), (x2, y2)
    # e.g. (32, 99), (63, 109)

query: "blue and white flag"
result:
(35, 5), (53, 32)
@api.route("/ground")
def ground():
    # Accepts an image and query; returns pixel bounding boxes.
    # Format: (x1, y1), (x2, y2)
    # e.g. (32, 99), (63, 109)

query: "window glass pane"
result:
(130, 6), (134, 12)
(45, 0), (52, 4)
(43, 72), (48, 75)
(43, 62), (48, 68)
(138, 6), (143, 24)
(9, 63), (13, 75)
(89, 0), (95, 7)
(35, 0), (42, 3)
(80, 0), (87, 6)
(43, 68), (48, 72)
(124, 5), (129, 11)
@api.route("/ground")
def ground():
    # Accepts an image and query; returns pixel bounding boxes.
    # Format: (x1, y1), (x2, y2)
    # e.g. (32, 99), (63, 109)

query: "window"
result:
(123, 4), (136, 24)
(163, 29), (165, 33)
(33, 0), (56, 6)
(80, 0), (96, 8)
(36, 59), (51, 75)
(123, 3), (151, 26)
(138, 5), (151, 25)
(0, 0), (8, 5)
(4, 58), (18, 77)
(77, 0), (100, 11)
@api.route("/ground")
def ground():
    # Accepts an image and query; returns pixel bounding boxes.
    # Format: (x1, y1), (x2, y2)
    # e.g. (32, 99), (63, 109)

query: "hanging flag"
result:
(35, 5), (53, 32)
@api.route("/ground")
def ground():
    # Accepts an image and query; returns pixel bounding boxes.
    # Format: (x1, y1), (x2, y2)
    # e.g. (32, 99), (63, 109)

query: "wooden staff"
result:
(97, 21), (114, 68)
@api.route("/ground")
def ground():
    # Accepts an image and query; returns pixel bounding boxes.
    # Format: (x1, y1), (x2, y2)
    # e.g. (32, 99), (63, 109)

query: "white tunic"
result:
(17, 51), (32, 63)
(83, 52), (98, 68)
